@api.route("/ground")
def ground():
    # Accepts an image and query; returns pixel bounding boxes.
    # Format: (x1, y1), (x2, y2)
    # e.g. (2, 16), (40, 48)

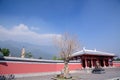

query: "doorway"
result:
(99, 59), (104, 67)
(82, 59), (85, 68)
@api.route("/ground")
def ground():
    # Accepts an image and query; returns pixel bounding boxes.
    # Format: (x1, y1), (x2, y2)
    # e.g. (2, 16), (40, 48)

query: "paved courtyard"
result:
(16, 67), (120, 80)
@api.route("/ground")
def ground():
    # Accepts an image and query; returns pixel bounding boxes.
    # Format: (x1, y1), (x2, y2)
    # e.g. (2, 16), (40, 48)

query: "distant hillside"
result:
(0, 40), (58, 59)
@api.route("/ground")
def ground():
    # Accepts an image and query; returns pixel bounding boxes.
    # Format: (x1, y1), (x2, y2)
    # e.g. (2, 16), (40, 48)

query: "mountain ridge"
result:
(0, 40), (58, 59)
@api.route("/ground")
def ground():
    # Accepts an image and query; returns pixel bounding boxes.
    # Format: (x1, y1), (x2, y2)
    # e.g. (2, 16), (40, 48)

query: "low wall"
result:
(0, 57), (82, 75)
(113, 61), (120, 67)
(1, 57), (120, 76)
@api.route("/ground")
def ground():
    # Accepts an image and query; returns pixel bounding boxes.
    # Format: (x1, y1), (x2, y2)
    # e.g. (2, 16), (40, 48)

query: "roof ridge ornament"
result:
(94, 48), (96, 52)
(83, 47), (86, 51)
(83, 47), (86, 54)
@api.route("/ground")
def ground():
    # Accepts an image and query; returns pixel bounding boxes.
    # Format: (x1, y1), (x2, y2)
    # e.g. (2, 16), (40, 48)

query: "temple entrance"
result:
(87, 59), (91, 68)
(93, 59), (97, 67)
(71, 48), (115, 69)
(105, 60), (109, 66)
(81, 58), (113, 68)
(81, 57), (113, 68)
(82, 59), (92, 68)
(99, 59), (104, 67)
(82, 59), (85, 68)
(72, 54), (114, 69)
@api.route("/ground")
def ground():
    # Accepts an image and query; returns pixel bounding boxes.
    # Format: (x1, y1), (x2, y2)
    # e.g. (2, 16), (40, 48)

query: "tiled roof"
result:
(72, 48), (115, 57)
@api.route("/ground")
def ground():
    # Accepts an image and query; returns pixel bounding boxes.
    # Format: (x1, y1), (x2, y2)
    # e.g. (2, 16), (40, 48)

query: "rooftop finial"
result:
(94, 48), (96, 52)
(83, 47), (86, 51)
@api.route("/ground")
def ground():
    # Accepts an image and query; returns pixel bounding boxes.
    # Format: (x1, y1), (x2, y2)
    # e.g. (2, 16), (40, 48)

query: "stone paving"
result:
(16, 67), (120, 80)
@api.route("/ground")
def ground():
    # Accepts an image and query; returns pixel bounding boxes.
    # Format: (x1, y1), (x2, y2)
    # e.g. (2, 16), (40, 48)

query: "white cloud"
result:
(0, 24), (61, 45)
(30, 26), (40, 31)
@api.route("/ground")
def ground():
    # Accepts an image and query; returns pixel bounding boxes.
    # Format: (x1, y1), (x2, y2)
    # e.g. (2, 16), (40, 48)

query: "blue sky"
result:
(0, 0), (120, 56)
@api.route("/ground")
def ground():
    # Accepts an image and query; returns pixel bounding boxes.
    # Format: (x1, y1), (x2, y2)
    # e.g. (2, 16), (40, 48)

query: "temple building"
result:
(71, 48), (115, 68)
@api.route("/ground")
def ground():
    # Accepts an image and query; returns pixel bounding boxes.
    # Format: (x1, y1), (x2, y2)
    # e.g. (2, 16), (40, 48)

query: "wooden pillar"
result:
(91, 59), (94, 68)
(111, 58), (113, 67)
(103, 59), (106, 67)
(96, 59), (100, 68)
(81, 59), (84, 69)
(108, 58), (110, 67)
(107, 58), (109, 67)
(85, 58), (88, 68)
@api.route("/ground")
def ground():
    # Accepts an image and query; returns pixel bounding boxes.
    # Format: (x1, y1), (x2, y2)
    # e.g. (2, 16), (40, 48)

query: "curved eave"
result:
(81, 53), (115, 57)
(71, 51), (116, 58)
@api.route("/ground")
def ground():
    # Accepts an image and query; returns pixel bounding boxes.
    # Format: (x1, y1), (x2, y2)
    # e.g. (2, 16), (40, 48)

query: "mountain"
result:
(0, 40), (58, 59)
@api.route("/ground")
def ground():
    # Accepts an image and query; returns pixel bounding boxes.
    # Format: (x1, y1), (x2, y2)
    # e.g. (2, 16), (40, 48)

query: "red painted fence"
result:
(0, 57), (82, 75)
(113, 61), (120, 67)
(0, 57), (120, 75)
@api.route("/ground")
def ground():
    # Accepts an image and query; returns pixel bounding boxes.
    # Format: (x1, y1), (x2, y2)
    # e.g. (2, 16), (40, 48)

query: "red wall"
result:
(56, 63), (82, 71)
(113, 61), (120, 67)
(0, 62), (82, 75)
(0, 57), (119, 75)
(0, 62), (56, 74)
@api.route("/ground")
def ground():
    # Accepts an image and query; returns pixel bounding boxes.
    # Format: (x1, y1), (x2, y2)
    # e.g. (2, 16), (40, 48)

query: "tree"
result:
(25, 52), (33, 58)
(38, 57), (42, 59)
(52, 56), (64, 60)
(52, 56), (57, 60)
(0, 48), (10, 56)
(54, 33), (80, 78)
(114, 57), (120, 61)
